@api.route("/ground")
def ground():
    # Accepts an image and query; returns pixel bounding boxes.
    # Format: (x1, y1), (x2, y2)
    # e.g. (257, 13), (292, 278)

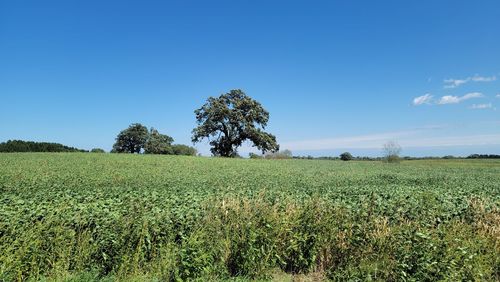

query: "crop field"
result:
(0, 153), (499, 281)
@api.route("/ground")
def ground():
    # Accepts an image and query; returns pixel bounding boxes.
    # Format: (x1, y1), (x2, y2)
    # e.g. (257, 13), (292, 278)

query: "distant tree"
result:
(171, 144), (197, 156)
(90, 148), (105, 153)
(112, 123), (149, 154)
(340, 152), (353, 161)
(382, 141), (402, 163)
(192, 89), (279, 157)
(144, 128), (174, 155)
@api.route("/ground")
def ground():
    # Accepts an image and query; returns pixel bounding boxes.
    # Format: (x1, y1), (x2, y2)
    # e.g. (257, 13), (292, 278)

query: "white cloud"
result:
(496, 94), (500, 98)
(470, 103), (493, 110)
(443, 74), (496, 88)
(444, 78), (469, 89)
(437, 92), (483, 105)
(413, 93), (433, 106)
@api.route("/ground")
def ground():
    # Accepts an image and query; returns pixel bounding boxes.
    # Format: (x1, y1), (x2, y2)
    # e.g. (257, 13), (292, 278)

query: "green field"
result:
(1, 153), (499, 281)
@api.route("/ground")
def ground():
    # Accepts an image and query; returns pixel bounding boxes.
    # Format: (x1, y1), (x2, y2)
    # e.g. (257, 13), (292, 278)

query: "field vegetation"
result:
(0, 153), (499, 281)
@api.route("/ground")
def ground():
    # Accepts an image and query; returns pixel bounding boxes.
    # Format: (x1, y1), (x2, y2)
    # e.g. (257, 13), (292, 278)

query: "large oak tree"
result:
(192, 89), (279, 157)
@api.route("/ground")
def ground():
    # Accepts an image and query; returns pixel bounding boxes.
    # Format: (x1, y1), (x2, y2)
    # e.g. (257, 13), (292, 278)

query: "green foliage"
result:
(340, 152), (353, 161)
(144, 128), (174, 155)
(112, 123), (149, 154)
(0, 140), (85, 152)
(192, 89), (279, 157)
(0, 154), (499, 281)
(90, 148), (105, 153)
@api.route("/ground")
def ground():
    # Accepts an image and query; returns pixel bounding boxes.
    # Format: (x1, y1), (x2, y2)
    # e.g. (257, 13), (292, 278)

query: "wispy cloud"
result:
(437, 92), (483, 105)
(443, 75), (496, 89)
(496, 94), (500, 98)
(277, 132), (500, 151)
(413, 93), (433, 105)
(470, 103), (493, 110)
(471, 75), (496, 82)
(444, 78), (469, 89)
(278, 130), (419, 151)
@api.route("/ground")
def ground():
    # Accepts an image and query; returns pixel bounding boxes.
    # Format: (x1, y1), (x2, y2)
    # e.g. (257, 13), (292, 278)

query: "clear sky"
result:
(1, 0), (499, 157)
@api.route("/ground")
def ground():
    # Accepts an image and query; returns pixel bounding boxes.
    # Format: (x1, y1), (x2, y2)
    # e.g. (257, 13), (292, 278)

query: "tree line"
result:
(0, 140), (86, 153)
(466, 154), (500, 159)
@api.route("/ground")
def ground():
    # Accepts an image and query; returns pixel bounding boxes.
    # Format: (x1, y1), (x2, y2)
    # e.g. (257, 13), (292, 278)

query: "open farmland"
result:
(0, 153), (499, 281)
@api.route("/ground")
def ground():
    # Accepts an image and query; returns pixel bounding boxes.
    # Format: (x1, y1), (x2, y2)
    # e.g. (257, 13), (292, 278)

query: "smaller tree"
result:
(90, 148), (105, 153)
(340, 152), (353, 161)
(382, 141), (402, 163)
(112, 123), (149, 154)
(144, 128), (174, 155)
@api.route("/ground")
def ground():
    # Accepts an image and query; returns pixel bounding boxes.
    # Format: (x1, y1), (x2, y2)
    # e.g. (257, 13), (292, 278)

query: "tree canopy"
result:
(192, 89), (279, 157)
(112, 124), (196, 156)
(144, 128), (174, 155)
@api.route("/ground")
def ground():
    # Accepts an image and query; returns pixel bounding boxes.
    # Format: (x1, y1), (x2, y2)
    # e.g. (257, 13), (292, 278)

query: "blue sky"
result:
(1, 0), (499, 157)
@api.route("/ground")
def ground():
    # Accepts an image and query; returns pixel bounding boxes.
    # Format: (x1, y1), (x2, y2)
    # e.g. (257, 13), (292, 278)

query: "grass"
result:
(0, 153), (499, 281)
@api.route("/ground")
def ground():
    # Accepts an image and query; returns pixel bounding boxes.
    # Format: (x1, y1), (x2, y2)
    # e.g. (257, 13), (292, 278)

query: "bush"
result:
(340, 152), (353, 161)
(90, 148), (106, 153)
(171, 144), (197, 156)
